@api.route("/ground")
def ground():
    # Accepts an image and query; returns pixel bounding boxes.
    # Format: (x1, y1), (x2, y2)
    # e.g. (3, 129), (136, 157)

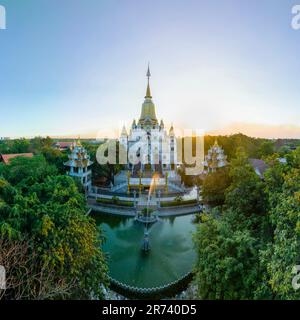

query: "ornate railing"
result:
(108, 271), (194, 299)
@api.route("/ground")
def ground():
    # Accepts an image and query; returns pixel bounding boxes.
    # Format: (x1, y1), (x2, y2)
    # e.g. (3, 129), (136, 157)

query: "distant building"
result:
(54, 141), (74, 151)
(278, 157), (287, 164)
(0, 153), (34, 165)
(249, 158), (269, 179)
(64, 141), (93, 192)
(274, 139), (298, 151)
(0, 137), (10, 141)
(203, 140), (228, 173)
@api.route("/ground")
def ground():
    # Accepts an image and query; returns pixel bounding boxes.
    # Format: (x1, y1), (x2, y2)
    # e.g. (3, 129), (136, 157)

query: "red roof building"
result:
(54, 142), (74, 151)
(0, 153), (34, 165)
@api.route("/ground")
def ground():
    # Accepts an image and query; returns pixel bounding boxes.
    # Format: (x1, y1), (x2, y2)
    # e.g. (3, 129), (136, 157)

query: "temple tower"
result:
(64, 140), (93, 192)
(203, 140), (228, 173)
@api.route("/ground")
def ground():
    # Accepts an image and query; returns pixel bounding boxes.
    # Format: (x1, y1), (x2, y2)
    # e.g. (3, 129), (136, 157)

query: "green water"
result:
(93, 213), (197, 288)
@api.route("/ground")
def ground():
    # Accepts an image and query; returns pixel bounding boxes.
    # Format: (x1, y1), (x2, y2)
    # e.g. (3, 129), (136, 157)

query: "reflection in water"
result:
(92, 213), (196, 288)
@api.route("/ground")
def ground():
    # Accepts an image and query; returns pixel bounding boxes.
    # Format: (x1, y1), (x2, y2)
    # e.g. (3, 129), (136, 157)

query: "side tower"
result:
(169, 124), (177, 170)
(120, 125), (128, 147)
(203, 140), (227, 173)
(64, 140), (93, 192)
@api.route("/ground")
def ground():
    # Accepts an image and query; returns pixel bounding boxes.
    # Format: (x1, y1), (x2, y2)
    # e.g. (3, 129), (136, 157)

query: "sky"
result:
(0, 0), (300, 139)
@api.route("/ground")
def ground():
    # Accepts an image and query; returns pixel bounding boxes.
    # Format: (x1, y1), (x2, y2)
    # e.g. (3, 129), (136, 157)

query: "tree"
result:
(257, 141), (275, 159)
(83, 141), (124, 186)
(257, 148), (300, 299)
(194, 212), (262, 299)
(0, 155), (57, 190)
(6, 139), (30, 154)
(225, 148), (266, 217)
(41, 146), (67, 174)
(201, 168), (231, 206)
(29, 136), (53, 153)
(194, 147), (300, 300)
(0, 156), (108, 300)
(193, 148), (269, 299)
(0, 238), (74, 300)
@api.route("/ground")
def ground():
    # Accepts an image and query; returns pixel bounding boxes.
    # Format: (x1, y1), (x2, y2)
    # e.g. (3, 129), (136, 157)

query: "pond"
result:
(93, 213), (197, 289)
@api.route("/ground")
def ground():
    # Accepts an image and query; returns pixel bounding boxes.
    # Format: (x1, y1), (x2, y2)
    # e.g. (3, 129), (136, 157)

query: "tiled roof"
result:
(55, 142), (73, 148)
(0, 153), (34, 165)
(249, 158), (269, 178)
(64, 159), (93, 168)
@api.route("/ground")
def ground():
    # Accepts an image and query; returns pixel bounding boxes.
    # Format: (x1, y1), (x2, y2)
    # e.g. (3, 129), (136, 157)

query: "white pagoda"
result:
(64, 141), (93, 192)
(203, 140), (228, 173)
(114, 65), (182, 192)
(119, 65), (177, 176)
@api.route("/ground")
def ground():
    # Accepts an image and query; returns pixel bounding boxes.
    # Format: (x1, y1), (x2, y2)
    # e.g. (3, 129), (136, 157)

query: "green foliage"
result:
(0, 155), (58, 189)
(225, 148), (267, 216)
(203, 134), (271, 160)
(41, 146), (67, 174)
(111, 196), (119, 204)
(96, 197), (134, 207)
(141, 208), (154, 216)
(201, 167), (231, 205)
(194, 147), (300, 300)
(160, 199), (198, 207)
(29, 136), (53, 153)
(179, 133), (280, 187)
(193, 148), (271, 300)
(257, 141), (275, 159)
(257, 149), (300, 299)
(0, 137), (68, 175)
(83, 141), (124, 186)
(194, 213), (263, 299)
(0, 138), (30, 154)
(0, 156), (108, 300)
(0, 137), (53, 155)
(174, 195), (183, 203)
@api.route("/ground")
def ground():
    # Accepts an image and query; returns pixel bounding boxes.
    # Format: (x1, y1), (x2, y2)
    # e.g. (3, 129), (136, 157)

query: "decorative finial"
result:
(169, 123), (175, 135)
(147, 63), (151, 79)
(145, 63), (152, 99)
(77, 135), (82, 147)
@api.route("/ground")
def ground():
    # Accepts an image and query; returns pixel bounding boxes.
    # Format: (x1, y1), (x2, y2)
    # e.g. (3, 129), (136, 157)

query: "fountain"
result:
(92, 172), (198, 290)
(142, 229), (150, 252)
(93, 213), (197, 289)
(138, 173), (160, 252)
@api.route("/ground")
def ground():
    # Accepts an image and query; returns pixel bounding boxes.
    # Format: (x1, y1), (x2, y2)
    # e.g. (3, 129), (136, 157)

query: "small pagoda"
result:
(203, 140), (228, 173)
(64, 140), (93, 192)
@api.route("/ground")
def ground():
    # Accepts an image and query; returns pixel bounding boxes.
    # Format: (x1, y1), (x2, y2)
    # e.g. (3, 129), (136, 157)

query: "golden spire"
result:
(77, 136), (82, 147)
(169, 123), (175, 136)
(145, 63), (152, 98)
